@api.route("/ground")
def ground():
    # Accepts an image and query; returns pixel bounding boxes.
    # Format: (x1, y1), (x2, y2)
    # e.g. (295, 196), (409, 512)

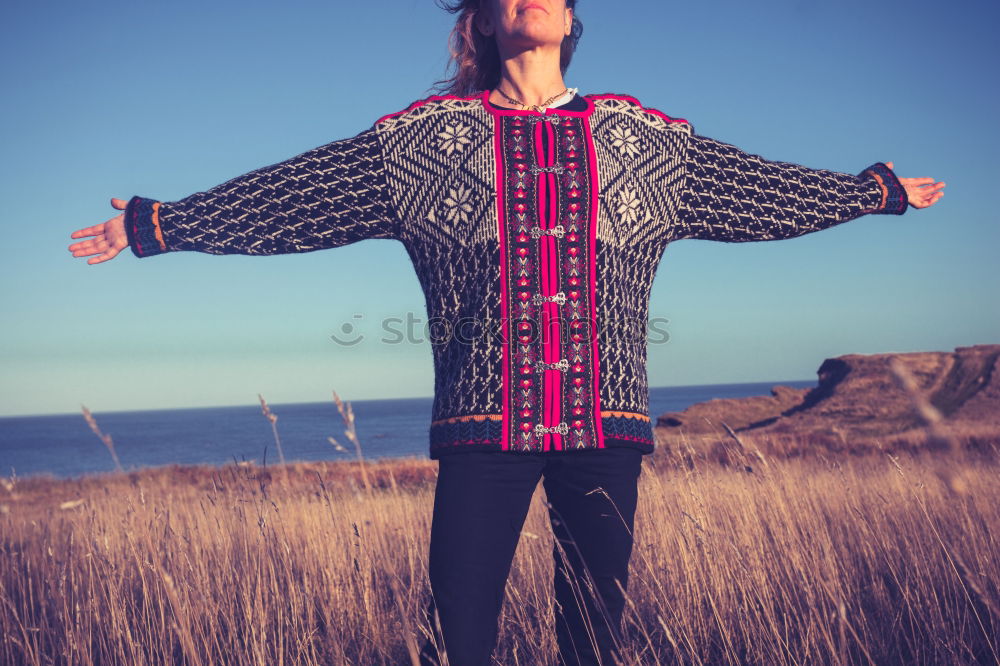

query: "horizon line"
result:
(0, 377), (819, 420)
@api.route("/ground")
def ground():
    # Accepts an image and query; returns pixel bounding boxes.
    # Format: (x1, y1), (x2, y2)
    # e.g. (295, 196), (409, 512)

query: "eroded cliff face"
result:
(655, 345), (1000, 441)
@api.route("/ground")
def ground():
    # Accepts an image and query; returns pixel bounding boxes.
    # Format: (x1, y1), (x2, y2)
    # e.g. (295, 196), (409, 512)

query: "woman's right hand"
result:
(69, 198), (130, 264)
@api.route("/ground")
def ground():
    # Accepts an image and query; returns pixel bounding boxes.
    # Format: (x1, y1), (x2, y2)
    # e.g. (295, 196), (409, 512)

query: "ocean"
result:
(0, 381), (816, 479)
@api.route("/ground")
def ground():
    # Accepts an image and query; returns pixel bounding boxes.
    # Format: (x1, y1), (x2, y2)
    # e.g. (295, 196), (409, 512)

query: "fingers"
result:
(68, 202), (129, 263)
(909, 185), (946, 209)
(909, 182), (946, 195)
(69, 236), (109, 256)
(69, 223), (106, 239)
(74, 238), (122, 264)
(886, 161), (894, 170)
(895, 168), (946, 208)
(86, 247), (121, 265)
(69, 219), (127, 258)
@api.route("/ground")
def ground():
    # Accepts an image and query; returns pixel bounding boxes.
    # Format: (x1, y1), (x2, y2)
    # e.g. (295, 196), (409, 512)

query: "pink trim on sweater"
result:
(545, 121), (563, 450)
(376, 91), (685, 127)
(535, 116), (557, 451)
(536, 123), (552, 452)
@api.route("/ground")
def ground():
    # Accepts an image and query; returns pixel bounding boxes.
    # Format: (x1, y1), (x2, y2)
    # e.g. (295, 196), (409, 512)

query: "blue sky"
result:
(1, 0), (997, 417)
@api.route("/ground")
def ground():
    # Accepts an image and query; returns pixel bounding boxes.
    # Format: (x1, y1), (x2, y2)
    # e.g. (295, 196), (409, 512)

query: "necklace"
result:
(495, 86), (570, 113)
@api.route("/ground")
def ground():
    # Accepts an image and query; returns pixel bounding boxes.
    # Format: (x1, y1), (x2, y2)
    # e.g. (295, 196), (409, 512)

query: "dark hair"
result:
(433, 0), (583, 97)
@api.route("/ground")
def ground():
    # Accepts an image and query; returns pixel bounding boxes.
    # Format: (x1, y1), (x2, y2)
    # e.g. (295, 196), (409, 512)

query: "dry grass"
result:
(4, 380), (999, 664)
(654, 422), (1000, 473)
(1, 437), (998, 665)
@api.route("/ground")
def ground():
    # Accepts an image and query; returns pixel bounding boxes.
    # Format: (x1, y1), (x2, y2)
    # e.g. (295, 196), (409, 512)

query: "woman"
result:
(68, 1), (944, 664)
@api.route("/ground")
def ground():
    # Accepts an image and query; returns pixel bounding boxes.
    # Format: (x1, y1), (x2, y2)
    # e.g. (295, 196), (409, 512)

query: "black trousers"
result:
(417, 446), (643, 666)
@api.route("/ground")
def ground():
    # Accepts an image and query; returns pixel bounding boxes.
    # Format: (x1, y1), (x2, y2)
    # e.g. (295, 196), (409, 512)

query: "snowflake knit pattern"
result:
(123, 91), (907, 459)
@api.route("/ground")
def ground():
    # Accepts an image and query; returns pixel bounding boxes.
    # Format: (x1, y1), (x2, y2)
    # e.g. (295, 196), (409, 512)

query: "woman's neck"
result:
(489, 46), (567, 109)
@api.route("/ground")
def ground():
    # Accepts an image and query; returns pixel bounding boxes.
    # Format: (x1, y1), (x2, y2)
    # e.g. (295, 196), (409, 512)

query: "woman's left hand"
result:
(886, 162), (945, 209)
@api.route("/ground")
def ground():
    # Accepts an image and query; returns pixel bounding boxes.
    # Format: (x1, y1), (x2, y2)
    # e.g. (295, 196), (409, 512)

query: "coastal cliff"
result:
(655, 344), (1000, 445)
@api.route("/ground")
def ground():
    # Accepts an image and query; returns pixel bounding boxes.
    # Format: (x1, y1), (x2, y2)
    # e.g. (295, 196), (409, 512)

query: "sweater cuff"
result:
(858, 162), (908, 215)
(124, 196), (168, 257)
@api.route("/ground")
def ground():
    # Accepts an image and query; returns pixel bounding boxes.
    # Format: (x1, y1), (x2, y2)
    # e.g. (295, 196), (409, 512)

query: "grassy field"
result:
(2, 434), (998, 665)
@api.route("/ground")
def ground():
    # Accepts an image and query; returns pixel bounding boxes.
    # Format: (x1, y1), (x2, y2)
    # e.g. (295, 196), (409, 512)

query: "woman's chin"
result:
(504, 26), (565, 51)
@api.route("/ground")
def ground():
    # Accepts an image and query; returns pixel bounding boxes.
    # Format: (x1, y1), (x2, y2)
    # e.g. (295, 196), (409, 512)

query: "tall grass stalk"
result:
(328, 389), (372, 494)
(81, 404), (122, 472)
(257, 393), (286, 466)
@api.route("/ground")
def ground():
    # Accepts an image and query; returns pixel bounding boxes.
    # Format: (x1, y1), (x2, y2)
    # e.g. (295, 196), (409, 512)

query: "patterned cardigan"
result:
(123, 91), (907, 459)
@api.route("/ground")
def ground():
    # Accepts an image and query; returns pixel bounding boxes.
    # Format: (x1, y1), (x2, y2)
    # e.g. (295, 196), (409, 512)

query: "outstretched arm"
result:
(69, 126), (398, 263)
(671, 133), (944, 242)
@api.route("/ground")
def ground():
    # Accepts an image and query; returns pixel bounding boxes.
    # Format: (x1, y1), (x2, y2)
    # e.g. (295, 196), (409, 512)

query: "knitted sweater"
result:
(123, 91), (908, 459)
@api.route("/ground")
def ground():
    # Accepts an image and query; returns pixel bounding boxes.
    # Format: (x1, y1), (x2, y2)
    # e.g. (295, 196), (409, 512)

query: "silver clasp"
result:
(535, 358), (569, 373)
(532, 291), (567, 306)
(525, 115), (557, 125)
(530, 164), (565, 176)
(530, 224), (565, 239)
(534, 422), (570, 436)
